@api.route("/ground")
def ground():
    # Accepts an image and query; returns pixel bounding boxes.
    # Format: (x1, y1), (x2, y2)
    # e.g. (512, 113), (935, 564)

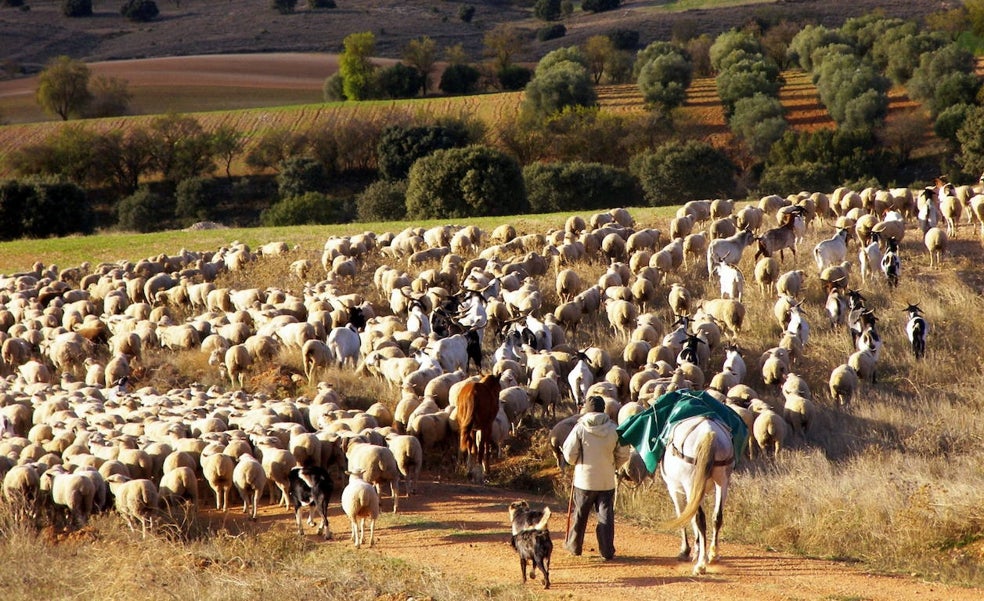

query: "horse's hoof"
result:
(676, 551), (690, 561)
(693, 564), (707, 575)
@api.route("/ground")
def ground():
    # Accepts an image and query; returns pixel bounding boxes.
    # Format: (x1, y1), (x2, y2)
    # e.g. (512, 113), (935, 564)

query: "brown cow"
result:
(456, 374), (502, 483)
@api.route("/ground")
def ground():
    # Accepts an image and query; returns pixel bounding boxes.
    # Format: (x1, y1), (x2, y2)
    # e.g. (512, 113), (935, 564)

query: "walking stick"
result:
(564, 474), (575, 540)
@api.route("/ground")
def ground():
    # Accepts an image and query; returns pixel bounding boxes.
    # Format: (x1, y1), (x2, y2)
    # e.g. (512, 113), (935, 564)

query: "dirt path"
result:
(226, 478), (982, 601)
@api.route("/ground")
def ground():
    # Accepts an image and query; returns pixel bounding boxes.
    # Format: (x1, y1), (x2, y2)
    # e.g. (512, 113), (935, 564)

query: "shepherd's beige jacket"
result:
(562, 412), (629, 491)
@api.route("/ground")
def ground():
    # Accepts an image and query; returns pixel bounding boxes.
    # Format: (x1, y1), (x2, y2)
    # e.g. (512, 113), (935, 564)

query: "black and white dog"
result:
(508, 500), (552, 589)
(287, 465), (333, 540)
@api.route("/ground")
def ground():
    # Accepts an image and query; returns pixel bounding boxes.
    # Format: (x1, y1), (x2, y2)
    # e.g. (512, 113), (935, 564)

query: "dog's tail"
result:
(533, 506), (551, 531)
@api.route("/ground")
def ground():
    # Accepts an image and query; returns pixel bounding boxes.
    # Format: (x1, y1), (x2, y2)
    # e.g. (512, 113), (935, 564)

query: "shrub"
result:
(405, 145), (527, 219)
(277, 156), (329, 198)
(537, 24), (566, 42)
(537, 46), (589, 75)
(630, 140), (737, 206)
(608, 29), (640, 51)
(715, 57), (783, 116)
(0, 178), (93, 240)
(956, 105), (984, 176)
(524, 161), (641, 213)
(934, 103), (971, 146)
(116, 187), (170, 232)
(308, 0), (334, 7)
(2, 0), (25, 7)
(440, 63), (481, 95)
(498, 65), (533, 91)
(260, 192), (349, 226)
(814, 53), (889, 129)
(729, 93), (787, 157)
(581, 0), (619, 13)
(175, 177), (225, 222)
(908, 43), (978, 108)
(356, 179), (407, 222)
(62, 0), (92, 17)
(458, 5), (474, 23)
(323, 73), (346, 101)
(271, 0), (296, 13)
(787, 24), (845, 72)
(375, 63), (425, 99)
(377, 123), (473, 181)
(120, 0), (158, 21)
(709, 29), (763, 73)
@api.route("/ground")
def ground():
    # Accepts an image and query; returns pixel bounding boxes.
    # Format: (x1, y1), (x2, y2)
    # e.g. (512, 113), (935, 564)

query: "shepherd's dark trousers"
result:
(565, 487), (615, 560)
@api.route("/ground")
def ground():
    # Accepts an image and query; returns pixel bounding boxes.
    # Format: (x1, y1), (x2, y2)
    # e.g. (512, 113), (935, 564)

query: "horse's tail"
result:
(663, 430), (716, 530)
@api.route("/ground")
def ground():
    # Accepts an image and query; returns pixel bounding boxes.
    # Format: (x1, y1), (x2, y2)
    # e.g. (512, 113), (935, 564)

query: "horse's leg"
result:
(708, 479), (728, 564)
(667, 486), (690, 560)
(693, 505), (708, 575)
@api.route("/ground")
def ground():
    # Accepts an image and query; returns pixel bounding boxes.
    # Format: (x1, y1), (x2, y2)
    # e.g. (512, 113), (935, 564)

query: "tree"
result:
(966, 0), (984, 38)
(339, 32), (378, 101)
(787, 24), (845, 72)
(377, 123), (473, 181)
(484, 26), (526, 73)
(63, 0), (92, 16)
(36, 56), (92, 121)
(175, 177), (223, 222)
(709, 29), (762, 73)
(440, 64), (481, 95)
(637, 50), (693, 111)
(357, 179), (407, 222)
(116, 187), (170, 232)
(148, 113), (214, 181)
(729, 93), (787, 157)
(271, 0), (297, 14)
(86, 75), (131, 118)
(444, 44), (469, 66)
(584, 35), (617, 84)
(522, 60), (596, 120)
(630, 140), (737, 206)
(402, 36), (438, 95)
(956, 106), (984, 176)
(376, 63), (425, 99)
(260, 192), (350, 226)
(120, 0), (159, 22)
(877, 107), (931, 165)
(581, 0), (619, 13)
(405, 145), (527, 219)
(210, 125), (245, 178)
(533, 0), (561, 22)
(0, 178), (92, 240)
(715, 57), (783, 116)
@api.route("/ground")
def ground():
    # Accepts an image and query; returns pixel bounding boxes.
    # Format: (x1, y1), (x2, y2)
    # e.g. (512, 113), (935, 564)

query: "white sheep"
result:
(829, 364), (859, 407)
(233, 454), (267, 520)
(342, 469), (380, 548)
(924, 227), (948, 269)
(158, 466), (198, 511)
(40, 467), (96, 530)
(106, 475), (159, 538)
(386, 435), (423, 496)
(782, 394), (814, 439)
(693, 299), (744, 339)
(201, 452), (235, 512)
(346, 442), (400, 513)
(751, 409), (790, 459)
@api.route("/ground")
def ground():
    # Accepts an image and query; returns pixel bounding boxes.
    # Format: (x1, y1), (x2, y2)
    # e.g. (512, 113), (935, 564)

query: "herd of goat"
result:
(0, 178), (975, 546)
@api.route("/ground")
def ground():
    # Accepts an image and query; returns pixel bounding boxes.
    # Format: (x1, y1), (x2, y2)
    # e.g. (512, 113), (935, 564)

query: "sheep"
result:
(40, 467), (96, 530)
(667, 283), (691, 317)
(706, 229), (755, 280)
(3, 463), (41, 521)
(924, 227), (948, 269)
(106, 475), (159, 538)
(813, 228), (850, 273)
(940, 189), (962, 238)
(202, 452), (236, 512)
(754, 256), (779, 297)
(751, 409), (790, 459)
(693, 298), (744, 340)
(848, 349), (877, 384)
(829, 364), (859, 407)
(548, 415), (579, 470)
(776, 269), (806, 299)
(159, 466), (199, 511)
(261, 448), (298, 509)
(341, 469), (380, 548)
(346, 442), (400, 513)
(782, 394), (815, 439)
(605, 298), (638, 340)
(387, 434), (423, 496)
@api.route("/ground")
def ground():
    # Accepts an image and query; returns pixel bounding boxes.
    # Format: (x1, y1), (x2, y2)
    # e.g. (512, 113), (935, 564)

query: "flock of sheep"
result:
(0, 179), (974, 546)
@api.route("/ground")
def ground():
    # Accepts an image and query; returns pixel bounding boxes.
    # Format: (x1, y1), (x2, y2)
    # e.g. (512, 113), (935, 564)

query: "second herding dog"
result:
(508, 501), (552, 589)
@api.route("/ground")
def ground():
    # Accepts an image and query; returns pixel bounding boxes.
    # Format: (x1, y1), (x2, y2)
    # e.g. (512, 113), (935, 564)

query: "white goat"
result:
(812, 228), (850, 273)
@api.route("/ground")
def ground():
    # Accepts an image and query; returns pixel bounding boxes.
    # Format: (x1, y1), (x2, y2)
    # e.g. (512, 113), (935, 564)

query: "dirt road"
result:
(239, 478), (983, 601)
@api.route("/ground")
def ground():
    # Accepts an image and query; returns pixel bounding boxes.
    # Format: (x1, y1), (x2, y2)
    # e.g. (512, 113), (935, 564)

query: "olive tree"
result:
(36, 56), (92, 121)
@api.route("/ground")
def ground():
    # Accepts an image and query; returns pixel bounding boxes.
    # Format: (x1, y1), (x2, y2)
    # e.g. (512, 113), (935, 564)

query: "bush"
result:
(524, 161), (641, 213)
(0, 178), (93, 240)
(709, 29), (763, 72)
(537, 24), (566, 42)
(581, 0), (619, 13)
(637, 50), (693, 110)
(120, 0), (158, 21)
(630, 140), (737, 206)
(375, 63), (425, 99)
(356, 179), (407, 222)
(277, 156), (329, 198)
(377, 123), (473, 181)
(729, 93), (787, 157)
(405, 145), (527, 219)
(175, 177), (225, 222)
(308, 0), (334, 7)
(498, 65), (533, 91)
(323, 74), (346, 101)
(715, 57), (783, 116)
(116, 187), (170, 232)
(934, 103), (971, 146)
(458, 5), (474, 23)
(608, 29), (640, 51)
(440, 63), (481, 95)
(260, 192), (349, 226)
(63, 0), (92, 17)
(2, 0), (25, 7)
(271, 0), (296, 13)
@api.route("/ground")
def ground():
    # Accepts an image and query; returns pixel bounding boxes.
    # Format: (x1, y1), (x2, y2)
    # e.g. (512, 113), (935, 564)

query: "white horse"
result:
(660, 416), (736, 575)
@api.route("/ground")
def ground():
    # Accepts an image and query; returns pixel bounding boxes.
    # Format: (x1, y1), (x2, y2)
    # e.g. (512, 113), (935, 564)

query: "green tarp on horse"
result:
(616, 390), (748, 474)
